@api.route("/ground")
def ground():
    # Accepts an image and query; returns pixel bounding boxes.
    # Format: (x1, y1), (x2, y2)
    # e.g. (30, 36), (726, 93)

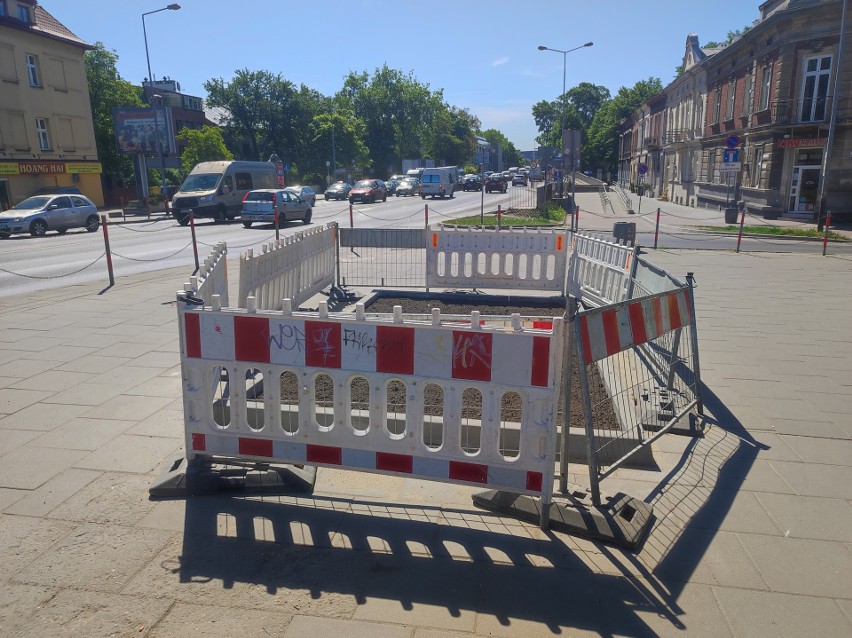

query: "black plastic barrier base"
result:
(472, 486), (653, 550)
(149, 457), (317, 498)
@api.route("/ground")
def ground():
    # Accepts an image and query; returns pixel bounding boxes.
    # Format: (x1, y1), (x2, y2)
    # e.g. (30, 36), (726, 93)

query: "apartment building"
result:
(0, 0), (103, 208)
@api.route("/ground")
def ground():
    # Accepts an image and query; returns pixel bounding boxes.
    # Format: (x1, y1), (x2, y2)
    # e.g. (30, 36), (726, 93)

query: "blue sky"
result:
(50, 0), (761, 151)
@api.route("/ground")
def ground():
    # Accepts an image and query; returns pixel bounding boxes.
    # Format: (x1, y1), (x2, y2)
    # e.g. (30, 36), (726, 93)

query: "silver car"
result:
(284, 185), (316, 207)
(0, 194), (99, 238)
(241, 189), (312, 227)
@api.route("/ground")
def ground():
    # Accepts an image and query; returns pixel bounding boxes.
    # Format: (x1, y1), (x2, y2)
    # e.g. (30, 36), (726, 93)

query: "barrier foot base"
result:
(148, 457), (317, 498)
(472, 486), (653, 550)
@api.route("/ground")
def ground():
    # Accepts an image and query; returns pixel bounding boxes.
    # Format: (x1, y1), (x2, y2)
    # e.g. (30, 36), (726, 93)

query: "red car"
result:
(348, 179), (387, 204)
(485, 175), (507, 193)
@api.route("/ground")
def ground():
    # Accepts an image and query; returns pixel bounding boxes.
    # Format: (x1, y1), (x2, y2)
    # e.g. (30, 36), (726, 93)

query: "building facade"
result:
(623, 0), (851, 220)
(0, 0), (103, 208)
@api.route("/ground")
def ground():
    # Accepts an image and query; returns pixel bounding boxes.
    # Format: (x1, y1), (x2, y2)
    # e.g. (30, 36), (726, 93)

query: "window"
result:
(52, 196), (72, 209)
(16, 3), (30, 22)
(712, 88), (722, 124)
(743, 71), (754, 116)
(725, 79), (736, 120)
(25, 54), (40, 86)
(800, 55), (832, 122)
(752, 146), (765, 188)
(235, 172), (252, 190)
(708, 150), (717, 184)
(759, 65), (772, 111)
(35, 117), (50, 150)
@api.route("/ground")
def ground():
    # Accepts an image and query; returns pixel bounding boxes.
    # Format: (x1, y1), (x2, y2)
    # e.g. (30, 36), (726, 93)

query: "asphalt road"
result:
(1, 186), (849, 297)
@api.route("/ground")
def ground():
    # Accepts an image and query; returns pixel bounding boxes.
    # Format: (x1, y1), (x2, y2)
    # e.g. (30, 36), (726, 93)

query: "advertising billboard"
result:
(114, 107), (175, 155)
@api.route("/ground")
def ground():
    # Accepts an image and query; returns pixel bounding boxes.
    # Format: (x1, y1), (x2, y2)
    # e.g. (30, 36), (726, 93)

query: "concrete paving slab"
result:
(738, 533), (852, 598)
(94, 342), (158, 359)
(0, 357), (63, 379)
(41, 381), (127, 407)
(782, 434), (852, 464)
(766, 416), (851, 440)
(9, 369), (92, 393)
(123, 374), (183, 398)
(46, 472), (160, 526)
(0, 514), (76, 575)
(0, 487), (23, 511)
(54, 354), (131, 374)
(149, 602), (292, 638)
(768, 459), (852, 499)
(755, 492), (852, 542)
(18, 344), (99, 361)
(0, 402), (88, 431)
(0, 583), (56, 638)
(5, 468), (101, 517)
(0, 388), (54, 415)
(283, 616), (412, 638)
(0, 446), (87, 489)
(128, 407), (185, 439)
(0, 428), (40, 456)
(87, 365), (163, 389)
(74, 434), (180, 473)
(80, 394), (173, 422)
(126, 351), (180, 368)
(14, 521), (174, 594)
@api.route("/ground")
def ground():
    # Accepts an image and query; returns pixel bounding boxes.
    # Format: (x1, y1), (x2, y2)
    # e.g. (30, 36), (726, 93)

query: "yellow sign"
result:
(66, 162), (102, 174)
(0, 163), (19, 175)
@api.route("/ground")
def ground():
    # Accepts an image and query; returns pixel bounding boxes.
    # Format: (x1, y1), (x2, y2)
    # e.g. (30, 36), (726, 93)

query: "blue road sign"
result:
(725, 134), (740, 149)
(723, 149), (740, 163)
(638, 163), (648, 175)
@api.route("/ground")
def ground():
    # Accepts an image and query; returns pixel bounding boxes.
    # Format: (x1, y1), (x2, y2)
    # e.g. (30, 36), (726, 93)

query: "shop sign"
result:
(777, 137), (827, 149)
(0, 161), (102, 175)
(66, 162), (103, 174)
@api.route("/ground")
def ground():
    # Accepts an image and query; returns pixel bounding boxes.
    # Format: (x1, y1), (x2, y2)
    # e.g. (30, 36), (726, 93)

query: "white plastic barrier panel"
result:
(567, 232), (639, 307)
(238, 223), (336, 310)
(178, 302), (564, 502)
(426, 226), (568, 292)
(191, 242), (229, 306)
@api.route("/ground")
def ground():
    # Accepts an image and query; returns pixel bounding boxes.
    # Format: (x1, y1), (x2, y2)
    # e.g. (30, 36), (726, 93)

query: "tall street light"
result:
(538, 41), (593, 229)
(142, 4), (181, 84)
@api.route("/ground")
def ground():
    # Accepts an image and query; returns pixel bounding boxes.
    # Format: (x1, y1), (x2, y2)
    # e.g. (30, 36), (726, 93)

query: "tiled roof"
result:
(31, 5), (91, 48)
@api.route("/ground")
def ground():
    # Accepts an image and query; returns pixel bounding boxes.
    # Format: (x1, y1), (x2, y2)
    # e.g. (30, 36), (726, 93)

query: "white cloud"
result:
(491, 56), (509, 67)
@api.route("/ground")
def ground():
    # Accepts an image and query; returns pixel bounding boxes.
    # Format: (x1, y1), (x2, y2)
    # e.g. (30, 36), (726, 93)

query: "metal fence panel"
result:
(338, 228), (428, 288)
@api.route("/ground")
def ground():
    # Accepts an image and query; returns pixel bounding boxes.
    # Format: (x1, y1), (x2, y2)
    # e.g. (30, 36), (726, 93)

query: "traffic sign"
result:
(725, 134), (740, 149)
(720, 163), (741, 173)
(723, 149), (740, 163)
(638, 163), (648, 175)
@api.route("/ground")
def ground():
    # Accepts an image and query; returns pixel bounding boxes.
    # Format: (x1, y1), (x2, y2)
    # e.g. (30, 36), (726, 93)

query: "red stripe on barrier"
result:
(531, 336), (550, 387)
(191, 432), (206, 451)
(628, 302), (648, 346)
(652, 297), (664, 339)
(449, 460), (489, 484)
(234, 316), (271, 363)
(602, 308), (621, 357)
(668, 293), (683, 330)
(579, 315), (593, 364)
(526, 471), (543, 492)
(184, 313), (201, 358)
(306, 444), (342, 465)
(532, 321), (552, 329)
(239, 437), (273, 457)
(376, 326), (415, 375)
(451, 330), (493, 382)
(305, 321), (342, 368)
(376, 452), (413, 473)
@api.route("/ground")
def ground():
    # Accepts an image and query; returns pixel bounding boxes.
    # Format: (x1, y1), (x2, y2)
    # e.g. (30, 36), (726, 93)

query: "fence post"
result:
(736, 207), (746, 253)
(574, 205), (580, 232)
(274, 209), (280, 241)
(425, 203), (429, 229)
(823, 211), (831, 257)
(559, 297), (578, 494)
(654, 207), (661, 249)
(101, 214), (115, 286)
(190, 212), (200, 273)
(573, 315), (602, 506)
(333, 222), (341, 288)
(685, 272), (704, 415)
(121, 196), (126, 222)
(349, 203), (354, 229)
(497, 204), (502, 229)
(146, 198), (151, 220)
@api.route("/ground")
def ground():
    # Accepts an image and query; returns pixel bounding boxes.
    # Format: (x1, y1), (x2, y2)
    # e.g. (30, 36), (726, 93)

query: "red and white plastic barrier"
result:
(567, 232), (640, 308)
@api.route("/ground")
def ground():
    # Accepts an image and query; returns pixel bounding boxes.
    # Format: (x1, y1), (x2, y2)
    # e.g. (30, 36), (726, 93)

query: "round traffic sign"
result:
(638, 163), (648, 175)
(725, 134), (740, 149)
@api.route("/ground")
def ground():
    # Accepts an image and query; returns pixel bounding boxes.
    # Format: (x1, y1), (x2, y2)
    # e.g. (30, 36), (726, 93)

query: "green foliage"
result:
(177, 126), (233, 176)
(84, 43), (144, 187)
(481, 129), (522, 168)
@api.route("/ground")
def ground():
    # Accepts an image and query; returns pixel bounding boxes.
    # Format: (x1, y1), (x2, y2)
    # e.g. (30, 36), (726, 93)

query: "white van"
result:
(172, 161), (277, 225)
(420, 167), (455, 199)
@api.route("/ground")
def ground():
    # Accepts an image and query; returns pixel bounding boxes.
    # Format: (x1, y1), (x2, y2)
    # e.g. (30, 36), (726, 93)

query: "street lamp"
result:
(150, 94), (169, 212)
(142, 4), (180, 84)
(538, 41), (593, 229)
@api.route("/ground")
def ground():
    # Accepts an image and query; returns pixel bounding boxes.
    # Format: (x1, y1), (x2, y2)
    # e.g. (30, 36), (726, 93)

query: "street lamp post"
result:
(151, 94), (169, 213)
(142, 4), (181, 84)
(538, 42), (593, 230)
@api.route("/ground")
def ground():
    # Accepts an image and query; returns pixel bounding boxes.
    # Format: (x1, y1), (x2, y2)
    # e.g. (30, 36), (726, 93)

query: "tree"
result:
(307, 108), (371, 182)
(481, 129), (522, 168)
(177, 126), (233, 175)
(533, 83), (610, 150)
(84, 43), (144, 190)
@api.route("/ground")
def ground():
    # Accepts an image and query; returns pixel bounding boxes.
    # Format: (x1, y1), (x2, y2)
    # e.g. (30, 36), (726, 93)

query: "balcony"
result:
(664, 130), (686, 145)
(644, 137), (662, 150)
(770, 96), (834, 125)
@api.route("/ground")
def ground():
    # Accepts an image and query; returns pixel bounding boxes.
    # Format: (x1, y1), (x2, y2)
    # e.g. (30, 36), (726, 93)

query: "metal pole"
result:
(101, 215), (114, 286)
(559, 296), (578, 494)
(142, 14), (152, 83)
(654, 207), (661, 249)
(736, 207), (746, 253)
(574, 314), (601, 506)
(823, 211), (831, 256)
(685, 272), (704, 415)
(189, 212), (199, 273)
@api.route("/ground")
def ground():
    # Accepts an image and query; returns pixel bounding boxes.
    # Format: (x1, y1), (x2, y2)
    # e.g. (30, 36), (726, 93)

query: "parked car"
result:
(349, 179), (387, 204)
(395, 178), (421, 197)
(324, 181), (351, 201)
(512, 173), (528, 186)
(385, 179), (400, 196)
(462, 175), (482, 191)
(33, 186), (82, 196)
(485, 175), (507, 193)
(0, 194), (99, 238)
(389, 174), (406, 182)
(284, 185), (316, 207)
(240, 189), (311, 227)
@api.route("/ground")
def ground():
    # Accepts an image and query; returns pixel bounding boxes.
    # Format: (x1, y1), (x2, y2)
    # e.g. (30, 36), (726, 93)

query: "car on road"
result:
(349, 179), (387, 204)
(462, 174), (482, 191)
(485, 175), (507, 193)
(240, 189), (312, 227)
(0, 194), (99, 238)
(324, 181), (351, 201)
(385, 179), (400, 196)
(512, 173), (528, 186)
(395, 178), (421, 197)
(284, 185), (316, 207)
